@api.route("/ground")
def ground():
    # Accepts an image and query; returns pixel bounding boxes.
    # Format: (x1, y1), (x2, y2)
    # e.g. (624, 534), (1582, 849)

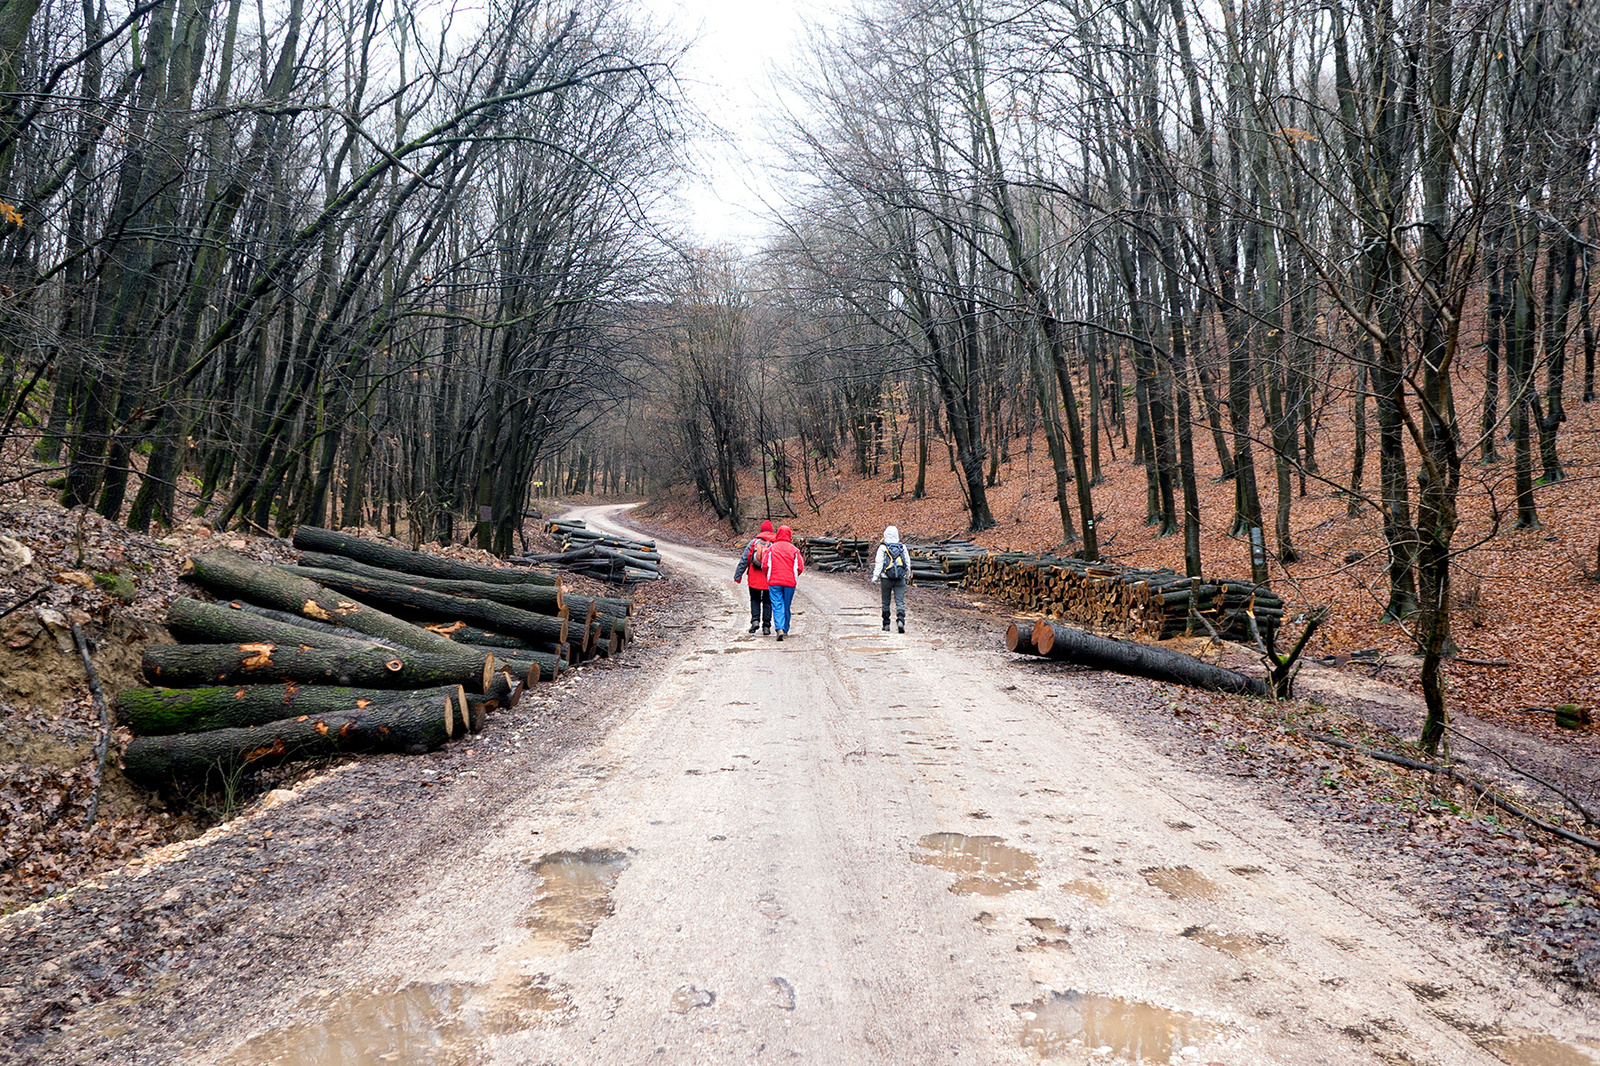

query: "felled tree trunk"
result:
(117, 683), (467, 736)
(297, 551), (564, 614)
(292, 525), (558, 586)
(143, 641), (493, 691)
(166, 598), (394, 651)
(296, 565), (569, 647)
(123, 693), (460, 785)
(185, 551), (489, 678)
(1005, 621), (1044, 655)
(1030, 621), (1269, 698)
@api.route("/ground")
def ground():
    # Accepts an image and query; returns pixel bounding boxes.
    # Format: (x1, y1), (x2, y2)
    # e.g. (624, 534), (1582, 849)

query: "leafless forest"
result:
(1, 0), (1597, 747)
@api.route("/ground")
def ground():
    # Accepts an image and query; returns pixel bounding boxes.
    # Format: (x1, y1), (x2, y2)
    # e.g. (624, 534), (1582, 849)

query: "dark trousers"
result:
(749, 587), (772, 628)
(880, 577), (907, 620)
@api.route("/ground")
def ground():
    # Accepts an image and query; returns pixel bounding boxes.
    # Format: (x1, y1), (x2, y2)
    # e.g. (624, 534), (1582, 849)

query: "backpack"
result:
(750, 538), (770, 572)
(882, 542), (908, 581)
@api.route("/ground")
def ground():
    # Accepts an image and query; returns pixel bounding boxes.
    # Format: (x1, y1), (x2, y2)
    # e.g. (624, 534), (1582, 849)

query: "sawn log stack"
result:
(119, 525), (640, 787)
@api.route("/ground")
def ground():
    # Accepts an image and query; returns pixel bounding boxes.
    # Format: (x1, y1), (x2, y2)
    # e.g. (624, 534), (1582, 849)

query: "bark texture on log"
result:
(117, 683), (466, 736)
(292, 526), (558, 586)
(143, 642), (492, 691)
(123, 695), (458, 785)
(166, 598), (387, 652)
(297, 551), (564, 614)
(185, 551), (485, 672)
(226, 602), (408, 648)
(295, 565), (569, 647)
(1030, 621), (1269, 697)
(424, 622), (534, 650)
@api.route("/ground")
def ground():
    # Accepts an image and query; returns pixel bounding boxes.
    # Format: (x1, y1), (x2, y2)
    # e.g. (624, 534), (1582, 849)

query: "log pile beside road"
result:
(118, 525), (636, 787)
(793, 536), (980, 587)
(513, 519), (661, 583)
(963, 554), (1281, 642)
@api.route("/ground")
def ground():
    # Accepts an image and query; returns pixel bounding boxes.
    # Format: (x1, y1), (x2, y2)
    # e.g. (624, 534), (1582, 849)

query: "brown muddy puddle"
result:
(1180, 924), (1279, 958)
(1479, 1035), (1600, 1066)
(521, 848), (629, 950)
(225, 977), (572, 1065)
(1140, 866), (1222, 900)
(1062, 878), (1111, 901)
(1016, 990), (1220, 1060)
(913, 832), (1039, 895)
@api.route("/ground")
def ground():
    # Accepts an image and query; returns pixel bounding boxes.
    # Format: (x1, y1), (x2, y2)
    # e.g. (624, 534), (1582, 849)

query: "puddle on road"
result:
(226, 977), (573, 1065)
(521, 848), (629, 950)
(1180, 925), (1278, 958)
(1015, 990), (1220, 1060)
(1479, 1035), (1600, 1066)
(913, 833), (1039, 895)
(1140, 866), (1222, 901)
(1062, 879), (1111, 901)
(1438, 1014), (1600, 1066)
(669, 985), (716, 1013)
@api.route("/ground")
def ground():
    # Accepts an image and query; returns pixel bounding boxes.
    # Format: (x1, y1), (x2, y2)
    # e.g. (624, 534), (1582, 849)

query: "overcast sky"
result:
(646, 0), (841, 251)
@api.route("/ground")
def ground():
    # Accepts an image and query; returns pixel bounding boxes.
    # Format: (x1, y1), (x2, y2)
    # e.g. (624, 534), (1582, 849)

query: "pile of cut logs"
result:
(795, 537), (871, 572)
(118, 525), (634, 787)
(793, 536), (979, 587)
(514, 519), (661, 582)
(963, 555), (1281, 642)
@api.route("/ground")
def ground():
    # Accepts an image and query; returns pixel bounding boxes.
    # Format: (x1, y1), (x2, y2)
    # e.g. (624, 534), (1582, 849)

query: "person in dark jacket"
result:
(733, 519), (777, 634)
(870, 524), (910, 633)
(763, 525), (805, 641)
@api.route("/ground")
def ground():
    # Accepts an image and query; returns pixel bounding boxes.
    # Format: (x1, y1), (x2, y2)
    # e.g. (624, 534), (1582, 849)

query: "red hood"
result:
(777, 526), (793, 542)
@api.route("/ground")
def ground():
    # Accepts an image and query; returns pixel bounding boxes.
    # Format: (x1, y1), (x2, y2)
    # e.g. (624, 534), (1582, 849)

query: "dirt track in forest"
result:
(5, 504), (1598, 1065)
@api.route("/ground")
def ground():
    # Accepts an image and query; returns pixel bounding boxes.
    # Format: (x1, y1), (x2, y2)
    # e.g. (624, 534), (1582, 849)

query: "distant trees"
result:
(0, 0), (687, 549)
(752, 0), (1600, 753)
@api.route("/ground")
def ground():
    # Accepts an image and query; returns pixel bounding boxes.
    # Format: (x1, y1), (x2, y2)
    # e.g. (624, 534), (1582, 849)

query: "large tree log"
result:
(295, 565), (570, 647)
(166, 598), (392, 652)
(423, 621), (534, 651)
(292, 526), (558, 586)
(562, 592), (633, 620)
(123, 694), (460, 785)
(185, 551), (490, 681)
(226, 601), (408, 648)
(117, 683), (468, 736)
(1005, 621), (1044, 655)
(296, 551), (563, 614)
(143, 641), (493, 691)
(1029, 621), (1270, 698)
(465, 644), (562, 681)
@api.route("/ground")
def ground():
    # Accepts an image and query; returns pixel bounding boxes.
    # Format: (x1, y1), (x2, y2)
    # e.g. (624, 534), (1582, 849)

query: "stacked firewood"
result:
(118, 526), (634, 787)
(795, 537), (871, 571)
(794, 536), (979, 586)
(514, 519), (661, 582)
(964, 555), (1280, 642)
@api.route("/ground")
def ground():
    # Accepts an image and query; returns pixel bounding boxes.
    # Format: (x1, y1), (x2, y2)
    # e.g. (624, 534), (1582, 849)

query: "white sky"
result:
(645, 0), (842, 251)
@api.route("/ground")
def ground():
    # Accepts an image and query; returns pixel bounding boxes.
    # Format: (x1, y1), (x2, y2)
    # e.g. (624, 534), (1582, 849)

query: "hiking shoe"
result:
(897, 621), (905, 633)
(882, 616), (890, 631)
(763, 626), (771, 636)
(776, 632), (784, 642)
(749, 621), (759, 634)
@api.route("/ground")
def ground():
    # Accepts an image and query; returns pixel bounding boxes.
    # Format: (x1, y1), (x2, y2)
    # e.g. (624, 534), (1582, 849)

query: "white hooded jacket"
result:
(871, 525), (909, 583)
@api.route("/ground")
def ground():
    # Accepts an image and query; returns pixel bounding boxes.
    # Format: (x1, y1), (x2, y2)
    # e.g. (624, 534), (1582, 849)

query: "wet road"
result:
(213, 505), (1597, 1065)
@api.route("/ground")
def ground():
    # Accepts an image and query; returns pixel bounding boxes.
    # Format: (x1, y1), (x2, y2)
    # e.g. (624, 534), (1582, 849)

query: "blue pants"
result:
(770, 585), (796, 632)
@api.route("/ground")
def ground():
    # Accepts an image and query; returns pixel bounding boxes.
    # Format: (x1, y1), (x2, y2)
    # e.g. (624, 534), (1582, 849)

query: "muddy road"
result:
(6, 505), (1598, 1065)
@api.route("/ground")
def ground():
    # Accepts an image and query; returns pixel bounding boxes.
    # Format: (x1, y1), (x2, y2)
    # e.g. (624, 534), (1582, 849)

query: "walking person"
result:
(733, 519), (777, 635)
(871, 525), (911, 633)
(763, 525), (805, 641)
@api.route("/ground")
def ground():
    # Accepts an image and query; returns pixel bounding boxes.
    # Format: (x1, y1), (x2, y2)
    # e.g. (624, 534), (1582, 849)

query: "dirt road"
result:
(11, 506), (1598, 1064)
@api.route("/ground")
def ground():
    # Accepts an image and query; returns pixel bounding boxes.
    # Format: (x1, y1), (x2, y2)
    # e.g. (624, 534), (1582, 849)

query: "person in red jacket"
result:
(733, 519), (777, 635)
(763, 525), (805, 641)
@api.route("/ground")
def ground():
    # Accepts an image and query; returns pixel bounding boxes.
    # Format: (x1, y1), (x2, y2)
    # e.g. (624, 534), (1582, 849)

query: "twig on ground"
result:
(0, 586), (45, 620)
(1305, 732), (1600, 854)
(1445, 725), (1598, 827)
(70, 621), (112, 828)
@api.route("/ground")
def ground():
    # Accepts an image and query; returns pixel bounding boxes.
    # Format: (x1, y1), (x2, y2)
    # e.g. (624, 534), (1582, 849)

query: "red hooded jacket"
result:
(741, 520), (777, 590)
(763, 526), (805, 588)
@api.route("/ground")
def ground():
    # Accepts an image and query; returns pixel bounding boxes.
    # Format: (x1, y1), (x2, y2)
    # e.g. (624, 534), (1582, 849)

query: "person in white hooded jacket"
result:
(870, 525), (911, 633)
